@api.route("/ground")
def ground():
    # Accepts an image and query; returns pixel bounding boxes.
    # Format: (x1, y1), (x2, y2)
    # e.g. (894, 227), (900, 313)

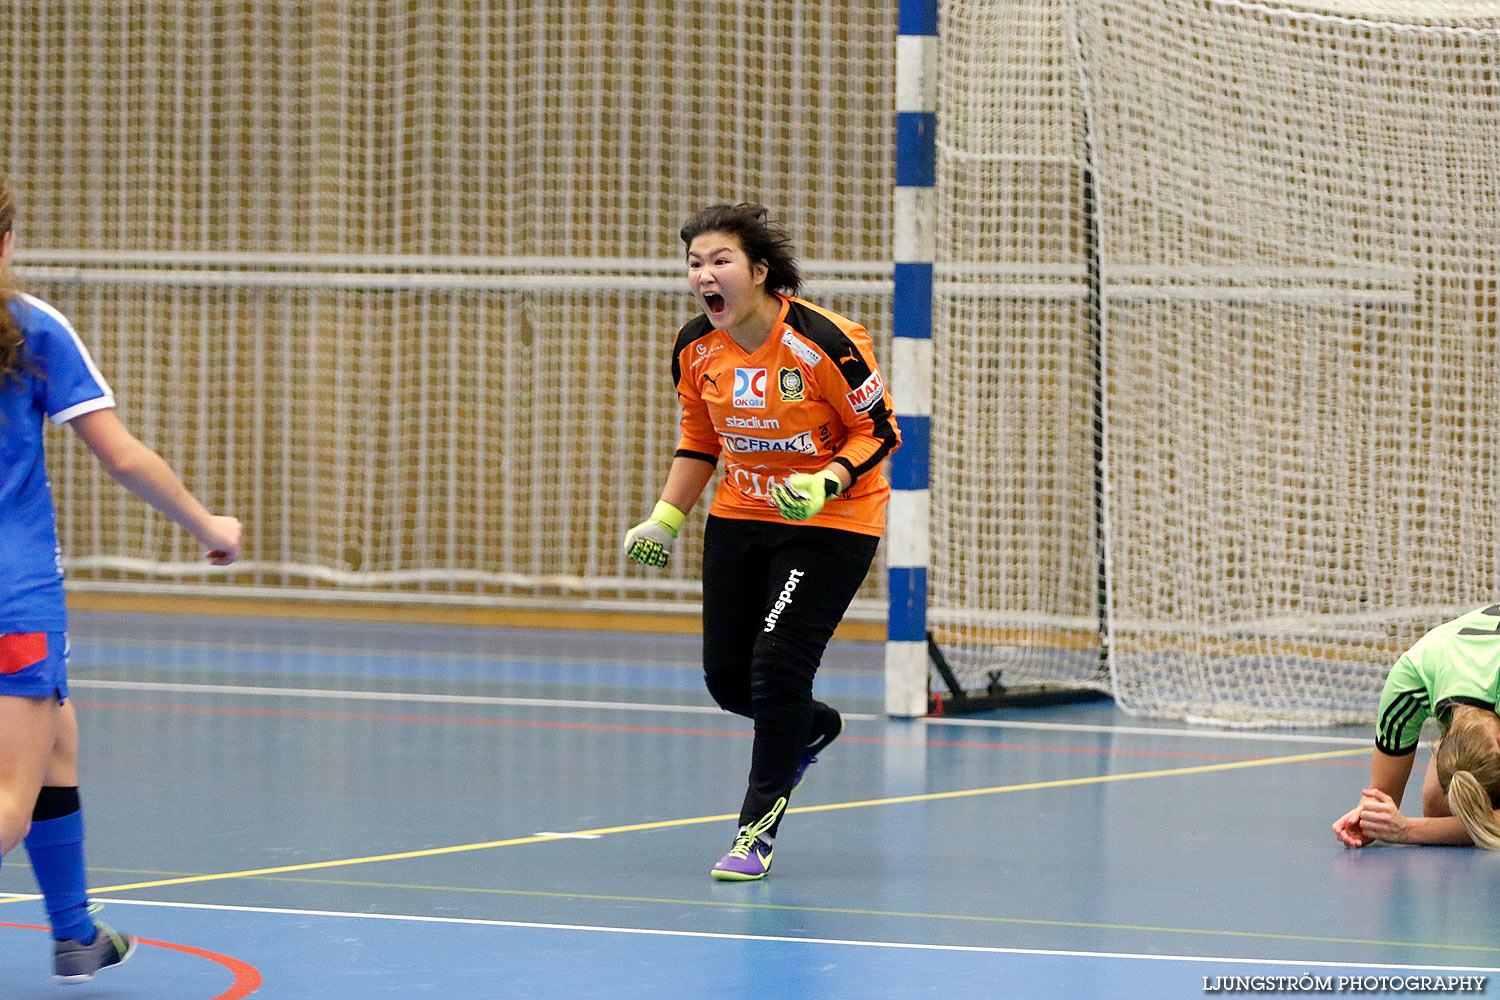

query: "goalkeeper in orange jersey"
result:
(1333, 605), (1500, 849)
(624, 203), (900, 881)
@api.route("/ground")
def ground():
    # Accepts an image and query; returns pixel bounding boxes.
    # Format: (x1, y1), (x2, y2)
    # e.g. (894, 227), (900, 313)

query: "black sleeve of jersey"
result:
(782, 302), (900, 482)
(673, 448), (719, 466)
(669, 315), (716, 391)
(843, 397), (899, 482)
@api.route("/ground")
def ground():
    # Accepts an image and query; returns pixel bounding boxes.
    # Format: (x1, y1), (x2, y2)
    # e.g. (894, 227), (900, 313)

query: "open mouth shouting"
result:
(703, 292), (727, 319)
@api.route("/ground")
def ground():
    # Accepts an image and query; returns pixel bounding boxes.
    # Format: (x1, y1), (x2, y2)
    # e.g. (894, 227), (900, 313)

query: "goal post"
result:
(909, 0), (1113, 716)
(886, 0), (938, 718)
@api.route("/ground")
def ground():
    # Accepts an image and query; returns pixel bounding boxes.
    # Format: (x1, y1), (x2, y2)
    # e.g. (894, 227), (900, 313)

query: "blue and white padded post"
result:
(886, 0), (936, 718)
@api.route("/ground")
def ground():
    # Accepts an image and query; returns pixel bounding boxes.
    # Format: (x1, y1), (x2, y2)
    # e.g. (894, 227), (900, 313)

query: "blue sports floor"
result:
(0, 611), (1494, 999)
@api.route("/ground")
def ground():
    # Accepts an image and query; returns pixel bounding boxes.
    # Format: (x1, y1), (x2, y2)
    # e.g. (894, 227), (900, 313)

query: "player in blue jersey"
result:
(1333, 605), (1500, 849)
(0, 176), (242, 981)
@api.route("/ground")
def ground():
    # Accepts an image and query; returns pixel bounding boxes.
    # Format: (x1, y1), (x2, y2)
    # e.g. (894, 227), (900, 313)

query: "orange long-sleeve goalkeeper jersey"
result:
(671, 295), (900, 537)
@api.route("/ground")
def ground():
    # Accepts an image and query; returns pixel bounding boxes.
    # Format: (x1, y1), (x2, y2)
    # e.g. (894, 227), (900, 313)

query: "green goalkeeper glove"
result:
(623, 500), (686, 567)
(771, 472), (842, 522)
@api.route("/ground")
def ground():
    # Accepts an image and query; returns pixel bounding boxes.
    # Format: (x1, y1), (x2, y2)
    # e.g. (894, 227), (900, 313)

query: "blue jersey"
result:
(0, 293), (114, 632)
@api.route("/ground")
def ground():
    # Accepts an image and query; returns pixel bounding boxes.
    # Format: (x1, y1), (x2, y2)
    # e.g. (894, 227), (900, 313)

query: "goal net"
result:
(934, 0), (1500, 723)
(929, 0), (1107, 703)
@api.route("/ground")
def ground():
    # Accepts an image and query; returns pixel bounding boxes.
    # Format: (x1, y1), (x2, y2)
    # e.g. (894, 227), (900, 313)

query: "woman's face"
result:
(686, 232), (769, 331)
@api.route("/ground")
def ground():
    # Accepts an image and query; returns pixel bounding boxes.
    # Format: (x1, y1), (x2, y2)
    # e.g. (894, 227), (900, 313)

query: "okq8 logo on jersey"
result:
(733, 367), (767, 408)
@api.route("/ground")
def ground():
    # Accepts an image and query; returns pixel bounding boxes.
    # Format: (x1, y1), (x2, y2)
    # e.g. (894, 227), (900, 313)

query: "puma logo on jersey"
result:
(700, 373), (720, 391)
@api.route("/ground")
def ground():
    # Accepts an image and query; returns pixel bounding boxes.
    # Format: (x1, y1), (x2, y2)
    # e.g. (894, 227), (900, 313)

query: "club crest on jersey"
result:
(778, 367), (804, 402)
(733, 368), (767, 408)
(845, 369), (885, 413)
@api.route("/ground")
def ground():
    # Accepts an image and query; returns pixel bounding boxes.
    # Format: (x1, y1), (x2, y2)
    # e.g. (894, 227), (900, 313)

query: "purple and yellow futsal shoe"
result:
(711, 831), (775, 881)
(711, 799), (785, 881)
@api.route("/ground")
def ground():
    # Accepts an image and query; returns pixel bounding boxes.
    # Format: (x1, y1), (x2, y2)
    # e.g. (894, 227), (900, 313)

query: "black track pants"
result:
(700, 514), (879, 837)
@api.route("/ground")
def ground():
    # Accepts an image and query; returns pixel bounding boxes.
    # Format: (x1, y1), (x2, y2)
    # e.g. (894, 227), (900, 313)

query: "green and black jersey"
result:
(1375, 604), (1500, 755)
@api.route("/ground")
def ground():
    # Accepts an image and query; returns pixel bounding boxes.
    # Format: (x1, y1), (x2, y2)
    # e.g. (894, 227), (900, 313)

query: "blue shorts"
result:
(0, 632), (69, 701)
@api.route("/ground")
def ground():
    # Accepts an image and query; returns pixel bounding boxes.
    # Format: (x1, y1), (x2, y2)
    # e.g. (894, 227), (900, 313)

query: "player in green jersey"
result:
(1334, 604), (1500, 849)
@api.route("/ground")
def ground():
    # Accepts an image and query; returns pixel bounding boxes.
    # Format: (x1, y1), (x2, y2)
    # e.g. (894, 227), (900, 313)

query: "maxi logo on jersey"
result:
(845, 369), (885, 414)
(721, 431), (817, 455)
(733, 368), (766, 408)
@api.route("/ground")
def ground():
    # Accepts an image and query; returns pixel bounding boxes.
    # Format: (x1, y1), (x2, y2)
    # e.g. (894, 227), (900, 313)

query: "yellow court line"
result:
(85, 746), (1368, 895)
(82, 831), (628, 894)
(787, 746), (1369, 815)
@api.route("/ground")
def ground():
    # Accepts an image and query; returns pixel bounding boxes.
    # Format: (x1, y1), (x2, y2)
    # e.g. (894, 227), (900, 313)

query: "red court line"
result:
(0, 921), (262, 999)
(135, 936), (263, 999)
(73, 699), (1365, 765)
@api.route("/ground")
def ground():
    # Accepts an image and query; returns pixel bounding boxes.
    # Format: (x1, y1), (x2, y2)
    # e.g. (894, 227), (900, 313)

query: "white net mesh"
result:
(1080, 0), (1500, 723)
(0, 1), (894, 616)
(930, 0), (1105, 692)
(932, 0), (1500, 723)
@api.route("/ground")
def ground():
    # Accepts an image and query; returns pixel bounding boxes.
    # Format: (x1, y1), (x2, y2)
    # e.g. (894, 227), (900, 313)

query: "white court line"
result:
(69, 679), (1377, 743)
(920, 717), (1373, 746)
(67, 634), (885, 678)
(71, 635), (700, 669)
(66, 679), (810, 718)
(53, 897), (1500, 973)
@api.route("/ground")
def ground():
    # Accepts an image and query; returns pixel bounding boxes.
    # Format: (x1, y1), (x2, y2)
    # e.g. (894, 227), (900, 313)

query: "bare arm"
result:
(1370, 746), (1415, 805)
(659, 455), (717, 514)
(1334, 748), (1412, 847)
(1358, 788), (1480, 846)
(67, 408), (242, 565)
(1340, 747), (1493, 846)
(818, 464), (852, 494)
(1359, 751), (1500, 845)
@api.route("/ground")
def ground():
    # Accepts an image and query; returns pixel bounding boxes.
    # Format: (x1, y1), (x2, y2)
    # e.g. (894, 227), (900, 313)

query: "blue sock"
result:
(23, 790), (95, 944)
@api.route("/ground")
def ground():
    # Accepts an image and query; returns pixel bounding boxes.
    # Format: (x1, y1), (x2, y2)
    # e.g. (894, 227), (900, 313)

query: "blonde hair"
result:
(0, 175), (26, 382)
(1435, 710), (1500, 850)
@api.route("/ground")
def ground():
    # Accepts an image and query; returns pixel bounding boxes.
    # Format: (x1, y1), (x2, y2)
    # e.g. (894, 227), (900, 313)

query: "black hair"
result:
(679, 203), (802, 297)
